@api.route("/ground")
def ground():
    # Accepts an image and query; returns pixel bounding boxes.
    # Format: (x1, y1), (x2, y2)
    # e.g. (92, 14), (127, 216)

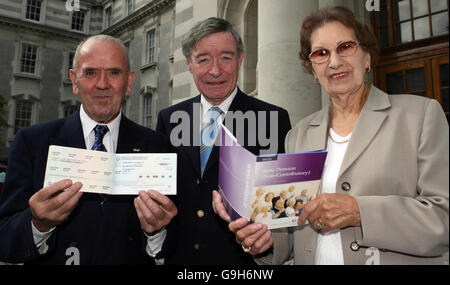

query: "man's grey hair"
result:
(72, 34), (130, 72)
(182, 17), (244, 62)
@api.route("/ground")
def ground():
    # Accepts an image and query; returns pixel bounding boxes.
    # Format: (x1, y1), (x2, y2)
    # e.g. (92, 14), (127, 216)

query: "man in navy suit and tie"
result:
(156, 18), (292, 264)
(0, 35), (176, 264)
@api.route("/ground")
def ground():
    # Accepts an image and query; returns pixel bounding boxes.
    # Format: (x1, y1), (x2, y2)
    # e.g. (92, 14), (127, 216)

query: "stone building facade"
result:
(0, 0), (448, 163)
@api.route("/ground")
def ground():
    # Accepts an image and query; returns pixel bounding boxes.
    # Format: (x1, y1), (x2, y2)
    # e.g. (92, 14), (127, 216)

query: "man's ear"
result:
(237, 51), (245, 70)
(186, 59), (193, 74)
(126, 71), (136, 95)
(69, 69), (79, 95)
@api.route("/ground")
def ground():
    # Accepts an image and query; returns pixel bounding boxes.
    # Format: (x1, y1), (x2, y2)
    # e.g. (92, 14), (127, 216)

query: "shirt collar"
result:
(200, 86), (238, 119)
(79, 104), (121, 143)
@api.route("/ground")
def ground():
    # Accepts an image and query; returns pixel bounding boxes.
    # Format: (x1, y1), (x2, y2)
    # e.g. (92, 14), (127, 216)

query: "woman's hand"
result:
(298, 193), (361, 232)
(212, 190), (274, 255)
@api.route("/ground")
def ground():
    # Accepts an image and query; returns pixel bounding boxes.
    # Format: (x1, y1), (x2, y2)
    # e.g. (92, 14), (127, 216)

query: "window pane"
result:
(21, 44), (38, 74)
(395, 0), (411, 22)
(105, 7), (112, 27)
(71, 10), (86, 31)
(414, 17), (430, 40)
(442, 89), (449, 113)
(143, 94), (152, 128)
(26, 0), (42, 21)
(386, 71), (404, 94)
(430, 0), (448, 13)
(432, 12), (449, 36)
(440, 63), (449, 87)
(412, 0), (429, 18)
(147, 30), (155, 63)
(396, 21), (413, 43)
(406, 68), (425, 92)
(377, 0), (389, 26)
(67, 52), (74, 79)
(15, 100), (32, 134)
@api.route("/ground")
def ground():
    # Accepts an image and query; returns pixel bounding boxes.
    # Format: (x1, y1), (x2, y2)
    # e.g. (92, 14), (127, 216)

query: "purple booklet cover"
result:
(218, 126), (327, 229)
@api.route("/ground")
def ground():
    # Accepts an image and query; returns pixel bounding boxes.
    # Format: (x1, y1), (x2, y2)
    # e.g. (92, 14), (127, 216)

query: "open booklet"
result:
(43, 145), (177, 195)
(218, 125), (327, 229)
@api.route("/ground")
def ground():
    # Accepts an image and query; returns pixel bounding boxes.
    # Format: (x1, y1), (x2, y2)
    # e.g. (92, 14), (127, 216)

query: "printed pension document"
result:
(43, 145), (176, 195)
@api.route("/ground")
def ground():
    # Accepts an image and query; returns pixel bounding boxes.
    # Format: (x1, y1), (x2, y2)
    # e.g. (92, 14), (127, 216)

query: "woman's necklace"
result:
(328, 132), (350, 144)
(328, 84), (370, 145)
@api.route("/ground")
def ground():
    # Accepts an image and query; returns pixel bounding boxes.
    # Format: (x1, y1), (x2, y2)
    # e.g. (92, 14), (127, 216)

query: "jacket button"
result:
(197, 210), (205, 218)
(341, 182), (351, 191)
(350, 241), (360, 251)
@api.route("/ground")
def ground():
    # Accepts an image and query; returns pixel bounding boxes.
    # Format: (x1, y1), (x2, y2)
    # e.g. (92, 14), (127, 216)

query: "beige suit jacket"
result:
(257, 86), (449, 265)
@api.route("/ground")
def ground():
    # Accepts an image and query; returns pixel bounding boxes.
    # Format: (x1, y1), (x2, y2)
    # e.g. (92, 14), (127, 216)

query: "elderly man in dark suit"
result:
(156, 17), (292, 265)
(0, 35), (176, 264)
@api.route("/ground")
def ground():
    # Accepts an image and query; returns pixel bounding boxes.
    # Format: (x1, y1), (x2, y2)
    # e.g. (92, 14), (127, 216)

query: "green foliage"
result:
(0, 93), (11, 128)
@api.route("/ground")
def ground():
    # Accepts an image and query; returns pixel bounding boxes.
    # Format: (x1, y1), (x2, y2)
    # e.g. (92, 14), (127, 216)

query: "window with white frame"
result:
(63, 102), (80, 117)
(146, 29), (156, 64)
(105, 6), (112, 28)
(143, 93), (153, 128)
(14, 99), (33, 134)
(126, 0), (133, 16)
(67, 52), (75, 80)
(71, 10), (86, 32)
(25, 0), (42, 21)
(20, 43), (38, 74)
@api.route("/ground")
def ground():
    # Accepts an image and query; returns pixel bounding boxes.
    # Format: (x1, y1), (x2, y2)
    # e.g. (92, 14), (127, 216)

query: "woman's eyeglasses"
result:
(309, 41), (359, 64)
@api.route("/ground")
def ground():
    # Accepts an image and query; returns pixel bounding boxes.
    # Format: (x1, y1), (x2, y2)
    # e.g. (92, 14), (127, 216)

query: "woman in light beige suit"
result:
(213, 6), (449, 264)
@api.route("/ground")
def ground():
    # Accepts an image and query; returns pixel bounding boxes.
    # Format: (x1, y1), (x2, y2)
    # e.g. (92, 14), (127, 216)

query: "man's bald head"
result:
(72, 35), (130, 73)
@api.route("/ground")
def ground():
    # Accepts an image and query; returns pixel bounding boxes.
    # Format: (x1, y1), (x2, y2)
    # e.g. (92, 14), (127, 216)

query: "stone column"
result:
(257, 0), (321, 126)
(318, 0), (346, 108)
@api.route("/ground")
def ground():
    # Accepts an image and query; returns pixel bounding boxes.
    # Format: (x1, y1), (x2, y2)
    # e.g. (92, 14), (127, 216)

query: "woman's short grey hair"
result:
(182, 17), (244, 62)
(72, 34), (130, 72)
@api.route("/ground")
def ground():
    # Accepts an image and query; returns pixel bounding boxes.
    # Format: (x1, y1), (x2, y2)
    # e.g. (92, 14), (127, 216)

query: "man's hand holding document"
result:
(44, 145), (177, 195)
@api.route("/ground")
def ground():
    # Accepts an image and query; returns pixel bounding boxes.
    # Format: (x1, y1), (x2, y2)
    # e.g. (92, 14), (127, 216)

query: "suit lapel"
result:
(116, 115), (151, 153)
(203, 90), (247, 176)
(187, 96), (202, 177)
(51, 110), (86, 149)
(338, 86), (391, 178)
(307, 106), (329, 152)
(116, 115), (134, 153)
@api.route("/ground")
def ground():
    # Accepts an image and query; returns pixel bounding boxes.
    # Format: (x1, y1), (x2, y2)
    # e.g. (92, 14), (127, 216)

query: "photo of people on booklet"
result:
(249, 181), (320, 228)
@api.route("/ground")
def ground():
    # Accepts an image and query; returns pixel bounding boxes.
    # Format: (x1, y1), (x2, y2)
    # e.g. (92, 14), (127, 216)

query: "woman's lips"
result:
(330, 72), (348, 79)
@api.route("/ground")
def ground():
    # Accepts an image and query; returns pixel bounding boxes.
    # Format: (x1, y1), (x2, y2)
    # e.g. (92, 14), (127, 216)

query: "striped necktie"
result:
(91, 124), (109, 205)
(200, 107), (223, 177)
(92, 125), (109, 152)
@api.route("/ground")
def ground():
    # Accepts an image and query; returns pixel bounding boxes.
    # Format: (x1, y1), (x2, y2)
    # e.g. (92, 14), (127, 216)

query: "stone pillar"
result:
(257, 0), (321, 126)
(318, 0), (345, 108)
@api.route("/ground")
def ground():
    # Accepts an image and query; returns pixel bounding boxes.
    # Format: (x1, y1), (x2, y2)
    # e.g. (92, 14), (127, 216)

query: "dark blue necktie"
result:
(92, 125), (109, 152)
(91, 125), (109, 206)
